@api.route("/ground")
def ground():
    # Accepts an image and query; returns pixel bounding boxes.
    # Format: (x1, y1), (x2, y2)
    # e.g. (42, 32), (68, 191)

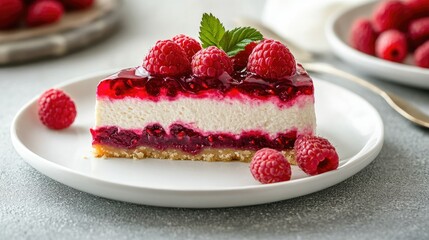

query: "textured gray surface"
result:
(1, 1), (429, 239)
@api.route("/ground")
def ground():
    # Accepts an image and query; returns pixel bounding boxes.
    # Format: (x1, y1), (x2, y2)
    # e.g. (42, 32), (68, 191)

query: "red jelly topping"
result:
(91, 124), (298, 155)
(96, 64), (313, 103)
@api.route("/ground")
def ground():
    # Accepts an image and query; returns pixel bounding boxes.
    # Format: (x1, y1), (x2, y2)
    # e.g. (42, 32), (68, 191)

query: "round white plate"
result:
(326, 1), (429, 89)
(11, 72), (384, 208)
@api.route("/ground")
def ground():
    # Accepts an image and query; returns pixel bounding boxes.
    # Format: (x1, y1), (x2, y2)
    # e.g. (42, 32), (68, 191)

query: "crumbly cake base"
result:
(93, 144), (297, 164)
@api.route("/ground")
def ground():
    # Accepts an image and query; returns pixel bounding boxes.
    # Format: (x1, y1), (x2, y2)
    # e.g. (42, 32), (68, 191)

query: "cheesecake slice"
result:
(90, 63), (316, 163)
(90, 13), (317, 163)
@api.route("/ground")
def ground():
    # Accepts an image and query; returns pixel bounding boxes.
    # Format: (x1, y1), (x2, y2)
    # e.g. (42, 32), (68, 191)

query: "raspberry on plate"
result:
(191, 46), (233, 78)
(414, 40), (429, 68)
(143, 40), (191, 77)
(372, 0), (409, 32)
(250, 148), (291, 184)
(405, 0), (429, 19)
(38, 89), (77, 130)
(172, 34), (202, 62)
(408, 17), (429, 49)
(294, 135), (339, 176)
(349, 18), (378, 55)
(0, 0), (24, 30)
(375, 30), (408, 63)
(26, 0), (64, 27)
(247, 39), (296, 79)
(231, 41), (257, 71)
(61, 0), (94, 10)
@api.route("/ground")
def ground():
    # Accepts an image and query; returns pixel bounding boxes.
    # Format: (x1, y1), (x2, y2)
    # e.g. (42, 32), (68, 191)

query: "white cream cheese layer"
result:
(95, 95), (316, 136)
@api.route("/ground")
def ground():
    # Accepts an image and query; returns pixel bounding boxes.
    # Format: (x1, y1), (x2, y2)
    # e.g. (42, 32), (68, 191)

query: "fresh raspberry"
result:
(171, 34), (202, 62)
(250, 148), (291, 184)
(247, 39), (296, 79)
(408, 17), (429, 49)
(349, 18), (378, 55)
(143, 40), (191, 77)
(414, 40), (429, 68)
(61, 0), (94, 10)
(372, 0), (409, 32)
(191, 46), (233, 78)
(294, 135), (339, 176)
(375, 30), (408, 63)
(404, 0), (429, 19)
(38, 89), (77, 130)
(231, 41), (257, 71)
(0, 0), (24, 30)
(26, 0), (64, 27)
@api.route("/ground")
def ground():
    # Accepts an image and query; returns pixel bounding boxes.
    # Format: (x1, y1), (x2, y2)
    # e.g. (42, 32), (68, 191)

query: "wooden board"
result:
(0, 0), (122, 64)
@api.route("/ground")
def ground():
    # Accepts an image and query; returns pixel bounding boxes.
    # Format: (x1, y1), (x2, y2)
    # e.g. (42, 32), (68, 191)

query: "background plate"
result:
(11, 72), (384, 208)
(326, 1), (429, 89)
(0, 0), (121, 64)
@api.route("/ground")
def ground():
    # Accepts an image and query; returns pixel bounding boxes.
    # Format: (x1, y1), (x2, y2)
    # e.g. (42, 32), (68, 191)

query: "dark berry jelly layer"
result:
(91, 124), (298, 155)
(96, 64), (313, 103)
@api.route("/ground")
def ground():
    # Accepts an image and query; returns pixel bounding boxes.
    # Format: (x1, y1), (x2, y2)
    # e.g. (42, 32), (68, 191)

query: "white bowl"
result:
(326, 1), (429, 89)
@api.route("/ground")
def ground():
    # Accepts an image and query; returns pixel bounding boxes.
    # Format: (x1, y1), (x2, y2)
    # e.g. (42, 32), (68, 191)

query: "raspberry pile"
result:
(38, 89), (77, 130)
(0, 0), (94, 30)
(142, 38), (296, 79)
(141, 13), (297, 79)
(249, 135), (339, 184)
(349, 0), (429, 68)
(143, 34), (296, 79)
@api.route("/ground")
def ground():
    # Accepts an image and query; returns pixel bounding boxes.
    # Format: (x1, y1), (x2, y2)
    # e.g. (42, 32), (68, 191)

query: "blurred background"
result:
(0, 0), (268, 73)
(0, 0), (368, 76)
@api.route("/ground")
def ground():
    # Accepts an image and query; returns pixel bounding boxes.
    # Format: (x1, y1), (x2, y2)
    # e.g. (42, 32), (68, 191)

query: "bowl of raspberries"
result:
(0, 0), (95, 29)
(327, 0), (429, 89)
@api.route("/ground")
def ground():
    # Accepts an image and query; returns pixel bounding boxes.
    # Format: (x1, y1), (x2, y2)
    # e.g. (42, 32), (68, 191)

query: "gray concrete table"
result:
(1, 1), (429, 239)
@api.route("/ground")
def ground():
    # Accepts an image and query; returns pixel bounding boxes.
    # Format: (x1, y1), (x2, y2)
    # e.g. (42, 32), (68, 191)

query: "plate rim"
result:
(10, 71), (384, 206)
(325, 1), (429, 88)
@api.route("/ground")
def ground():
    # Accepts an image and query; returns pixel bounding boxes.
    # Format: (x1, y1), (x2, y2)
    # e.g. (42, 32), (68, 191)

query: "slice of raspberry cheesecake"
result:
(90, 14), (316, 163)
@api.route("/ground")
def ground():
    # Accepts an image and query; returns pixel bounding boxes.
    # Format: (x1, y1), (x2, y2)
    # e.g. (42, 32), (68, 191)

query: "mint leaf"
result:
(220, 27), (263, 56)
(199, 13), (226, 48)
(198, 13), (264, 56)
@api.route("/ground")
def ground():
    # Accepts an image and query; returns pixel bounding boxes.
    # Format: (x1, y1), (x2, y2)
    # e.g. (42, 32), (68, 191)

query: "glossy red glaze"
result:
(96, 64), (314, 104)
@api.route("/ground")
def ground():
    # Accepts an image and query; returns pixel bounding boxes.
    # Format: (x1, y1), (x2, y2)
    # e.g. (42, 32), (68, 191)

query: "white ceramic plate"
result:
(11, 71), (384, 208)
(326, 1), (429, 89)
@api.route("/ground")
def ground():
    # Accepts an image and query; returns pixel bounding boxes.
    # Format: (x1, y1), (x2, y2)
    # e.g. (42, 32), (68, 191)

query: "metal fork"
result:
(237, 18), (429, 129)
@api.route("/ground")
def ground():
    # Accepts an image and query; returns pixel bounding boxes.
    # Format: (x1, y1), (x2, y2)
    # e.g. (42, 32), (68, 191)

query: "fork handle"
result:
(304, 62), (429, 128)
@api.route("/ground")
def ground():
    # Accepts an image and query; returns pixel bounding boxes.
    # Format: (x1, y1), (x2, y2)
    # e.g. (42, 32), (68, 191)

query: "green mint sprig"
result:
(198, 13), (263, 56)
(199, 13), (226, 48)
